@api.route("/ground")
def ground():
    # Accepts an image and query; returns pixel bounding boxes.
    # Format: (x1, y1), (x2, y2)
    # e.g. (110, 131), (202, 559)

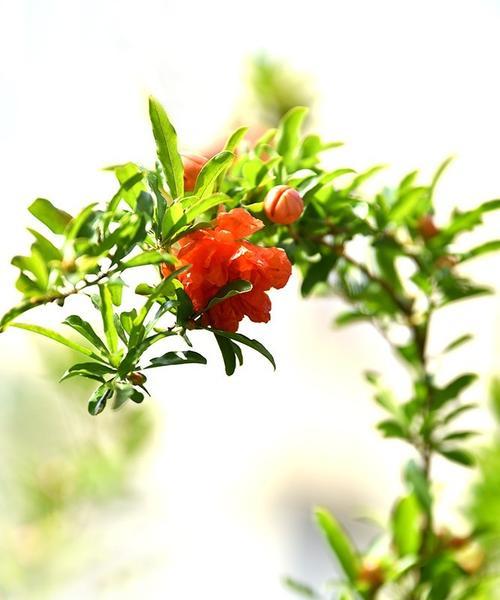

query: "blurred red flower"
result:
(162, 208), (291, 332)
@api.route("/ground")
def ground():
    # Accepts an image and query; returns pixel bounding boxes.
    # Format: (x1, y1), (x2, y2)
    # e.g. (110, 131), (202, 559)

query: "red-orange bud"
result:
(358, 560), (385, 589)
(128, 372), (146, 386)
(418, 215), (440, 240)
(182, 154), (208, 192)
(264, 185), (304, 225)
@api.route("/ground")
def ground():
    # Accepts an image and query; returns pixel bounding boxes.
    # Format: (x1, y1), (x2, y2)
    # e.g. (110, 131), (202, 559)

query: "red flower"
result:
(163, 208), (292, 332)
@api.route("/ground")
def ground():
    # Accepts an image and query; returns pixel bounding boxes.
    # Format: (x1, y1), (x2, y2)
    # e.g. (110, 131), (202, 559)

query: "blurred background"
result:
(1, 0), (500, 598)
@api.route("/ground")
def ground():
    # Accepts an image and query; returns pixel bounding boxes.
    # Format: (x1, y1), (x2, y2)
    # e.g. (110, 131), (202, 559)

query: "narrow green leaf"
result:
(145, 350), (207, 369)
(121, 250), (175, 269)
(63, 315), (109, 355)
(209, 329), (276, 370)
(9, 322), (99, 359)
(60, 362), (115, 382)
(283, 577), (319, 598)
(429, 156), (454, 200)
(148, 96), (184, 198)
(223, 126), (248, 153)
(433, 374), (478, 408)
(203, 280), (252, 312)
(442, 334), (473, 354)
(192, 151), (234, 198)
(438, 447), (475, 467)
(99, 285), (119, 355)
(459, 240), (500, 263)
(276, 106), (308, 161)
(404, 460), (432, 513)
(314, 507), (359, 583)
(183, 193), (227, 226)
(28, 198), (73, 234)
(214, 333), (237, 376)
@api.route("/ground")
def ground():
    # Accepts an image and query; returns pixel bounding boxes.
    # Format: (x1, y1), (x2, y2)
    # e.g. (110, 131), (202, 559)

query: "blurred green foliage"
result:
(0, 344), (154, 597)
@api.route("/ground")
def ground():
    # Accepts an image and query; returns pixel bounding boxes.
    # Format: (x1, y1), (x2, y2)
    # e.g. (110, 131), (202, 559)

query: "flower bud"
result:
(418, 215), (440, 240)
(128, 372), (146, 386)
(358, 559), (384, 589)
(182, 154), (208, 192)
(264, 185), (304, 225)
(435, 255), (458, 269)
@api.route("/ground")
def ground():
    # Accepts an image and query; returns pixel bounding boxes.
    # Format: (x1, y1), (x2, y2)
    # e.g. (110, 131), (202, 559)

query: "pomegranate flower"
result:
(163, 208), (292, 332)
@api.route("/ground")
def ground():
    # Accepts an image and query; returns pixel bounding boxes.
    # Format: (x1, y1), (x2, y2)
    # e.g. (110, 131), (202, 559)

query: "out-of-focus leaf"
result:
(438, 447), (476, 467)
(392, 494), (422, 556)
(404, 460), (432, 513)
(314, 506), (359, 583)
(276, 106), (308, 162)
(433, 374), (477, 408)
(28, 198), (72, 234)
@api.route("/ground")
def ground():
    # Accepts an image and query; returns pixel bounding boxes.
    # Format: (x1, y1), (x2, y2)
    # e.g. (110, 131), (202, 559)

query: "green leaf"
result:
(438, 447), (475, 467)
(28, 229), (62, 261)
(28, 198), (73, 234)
(442, 334), (473, 354)
(113, 382), (144, 409)
(389, 187), (429, 223)
(148, 96), (184, 198)
(175, 288), (194, 324)
(214, 333), (237, 376)
(301, 254), (338, 297)
(392, 494), (422, 556)
(433, 374), (478, 408)
(223, 126), (248, 153)
(65, 203), (98, 240)
(441, 430), (478, 442)
(429, 156), (454, 200)
(377, 419), (407, 440)
(276, 106), (308, 162)
(283, 577), (319, 598)
(459, 240), (500, 263)
(162, 200), (184, 239)
(314, 507), (359, 583)
(441, 403), (477, 425)
(63, 315), (109, 355)
(60, 362), (115, 382)
(9, 322), (100, 359)
(108, 279), (124, 307)
(209, 329), (276, 370)
(193, 151), (234, 198)
(121, 250), (175, 269)
(231, 341), (243, 366)
(404, 460), (432, 513)
(88, 383), (113, 416)
(183, 193), (227, 227)
(145, 350), (207, 369)
(99, 285), (119, 356)
(203, 280), (252, 312)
